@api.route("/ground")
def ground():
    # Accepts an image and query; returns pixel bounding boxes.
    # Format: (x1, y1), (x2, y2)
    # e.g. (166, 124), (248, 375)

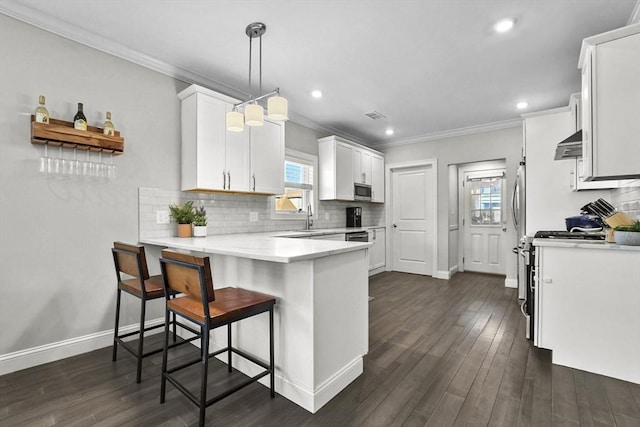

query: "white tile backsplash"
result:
(138, 188), (386, 240)
(610, 180), (640, 221)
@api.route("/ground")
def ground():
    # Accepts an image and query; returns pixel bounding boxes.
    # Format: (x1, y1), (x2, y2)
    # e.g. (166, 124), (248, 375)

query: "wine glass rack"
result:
(31, 115), (124, 154)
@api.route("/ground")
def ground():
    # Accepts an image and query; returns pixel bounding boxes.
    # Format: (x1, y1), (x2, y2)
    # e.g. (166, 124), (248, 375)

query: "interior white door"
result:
(463, 171), (506, 274)
(391, 166), (434, 275)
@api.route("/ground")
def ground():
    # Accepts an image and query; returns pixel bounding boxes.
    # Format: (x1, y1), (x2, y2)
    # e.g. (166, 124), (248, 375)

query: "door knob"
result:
(393, 224), (397, 228)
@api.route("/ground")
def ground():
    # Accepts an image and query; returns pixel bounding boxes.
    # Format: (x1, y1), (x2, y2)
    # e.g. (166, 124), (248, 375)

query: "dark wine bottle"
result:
(73, 102), (87, 130)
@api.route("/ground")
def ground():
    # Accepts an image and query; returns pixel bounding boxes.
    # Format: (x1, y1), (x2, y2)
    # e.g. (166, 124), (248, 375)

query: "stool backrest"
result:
(113, 242), (150, 281)
(160, 249), (215, 303)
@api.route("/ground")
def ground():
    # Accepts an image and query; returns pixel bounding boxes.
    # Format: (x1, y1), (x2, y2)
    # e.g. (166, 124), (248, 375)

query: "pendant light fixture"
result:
(226, 22), (289, 132)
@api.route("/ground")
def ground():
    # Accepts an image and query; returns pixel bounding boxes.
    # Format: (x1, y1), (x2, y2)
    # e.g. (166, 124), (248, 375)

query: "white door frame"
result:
(385, 159), (438, 277)
(456, 160), (507, 273)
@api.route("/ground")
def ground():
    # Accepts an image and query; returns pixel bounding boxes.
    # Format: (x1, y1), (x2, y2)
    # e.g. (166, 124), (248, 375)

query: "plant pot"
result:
(177, 223), (192, 238)
(193, 225), (207, 237)
(614, 230), (640, 246)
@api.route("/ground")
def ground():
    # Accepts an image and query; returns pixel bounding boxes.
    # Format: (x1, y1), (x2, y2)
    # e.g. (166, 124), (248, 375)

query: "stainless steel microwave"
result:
(354, 183), (372, 201)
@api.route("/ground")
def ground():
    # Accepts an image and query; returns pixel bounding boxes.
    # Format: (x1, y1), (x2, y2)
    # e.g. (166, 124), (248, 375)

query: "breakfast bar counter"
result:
(140, 233), (371, 412)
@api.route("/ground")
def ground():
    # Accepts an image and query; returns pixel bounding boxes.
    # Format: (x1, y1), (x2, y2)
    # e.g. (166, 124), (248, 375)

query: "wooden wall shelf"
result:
(31, 116), (124, 154)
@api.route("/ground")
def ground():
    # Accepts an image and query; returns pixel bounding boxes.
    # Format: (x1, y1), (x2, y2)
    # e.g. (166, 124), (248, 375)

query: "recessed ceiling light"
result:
(385, 128), (394, 136)
(516, 101), (528, 110)
(494, 18), (515, 33)
(311, 90), (322, 98)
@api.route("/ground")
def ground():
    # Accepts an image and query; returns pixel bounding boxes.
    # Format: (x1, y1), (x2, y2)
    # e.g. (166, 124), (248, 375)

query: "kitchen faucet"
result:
(305, 203), (313, 230)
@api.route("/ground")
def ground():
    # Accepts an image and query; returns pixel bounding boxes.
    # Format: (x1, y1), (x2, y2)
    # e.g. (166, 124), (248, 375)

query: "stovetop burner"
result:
(534, 230), (605, 240)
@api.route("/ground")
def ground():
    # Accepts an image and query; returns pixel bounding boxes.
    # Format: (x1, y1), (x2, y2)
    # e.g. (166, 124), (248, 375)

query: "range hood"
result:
(554, 130), (583, 160)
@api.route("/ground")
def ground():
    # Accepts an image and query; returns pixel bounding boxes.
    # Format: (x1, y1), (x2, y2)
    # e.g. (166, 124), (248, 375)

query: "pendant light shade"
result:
(226, 110), (244, 132)
(267, 96), (289, 121)
(225, 22), (289, 132)
(245, 103), (264, 126)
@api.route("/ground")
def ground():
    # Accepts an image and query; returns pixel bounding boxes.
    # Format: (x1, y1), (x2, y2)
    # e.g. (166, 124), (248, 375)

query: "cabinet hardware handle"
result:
(252, 174), (256, 191)
(228, 172), (231, 189)
(223, 171), (227, 189)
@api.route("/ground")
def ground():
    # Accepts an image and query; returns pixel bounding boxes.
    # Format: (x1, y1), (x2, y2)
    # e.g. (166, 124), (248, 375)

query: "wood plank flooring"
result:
(2, 271), (639, 426)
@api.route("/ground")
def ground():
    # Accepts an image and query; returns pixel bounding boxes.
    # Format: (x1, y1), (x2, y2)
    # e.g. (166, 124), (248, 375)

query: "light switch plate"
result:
(249, 212), (258, 222)
(156, 210), (170, 224)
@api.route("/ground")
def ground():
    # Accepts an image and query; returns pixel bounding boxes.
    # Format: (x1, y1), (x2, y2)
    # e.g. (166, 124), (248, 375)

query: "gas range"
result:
(533, 230), (605, 240)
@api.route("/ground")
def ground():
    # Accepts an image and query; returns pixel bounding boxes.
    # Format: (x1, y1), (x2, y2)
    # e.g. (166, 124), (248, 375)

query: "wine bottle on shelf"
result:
(73, 102), (87, 130)
(102, 111), (115, 136)
(35, 95), (50, 124)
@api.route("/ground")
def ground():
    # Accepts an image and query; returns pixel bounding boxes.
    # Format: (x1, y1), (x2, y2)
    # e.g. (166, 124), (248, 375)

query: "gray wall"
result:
(380, 125), (523, 281)
(0, 15), (186, 354)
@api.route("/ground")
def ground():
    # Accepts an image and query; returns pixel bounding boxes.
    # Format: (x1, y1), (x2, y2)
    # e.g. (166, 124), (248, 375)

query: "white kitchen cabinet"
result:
(179, 84), (284, 194)
(353, 147), (372, 185)
(318, 136), (355, 201)
(579, 24), (640, 181)
(318, 135), (385, 202)
(534, 243), (640, 384)
(371, 153), (385, 203)
(250, 119), (285, 194)
(368, 227), (386, 271)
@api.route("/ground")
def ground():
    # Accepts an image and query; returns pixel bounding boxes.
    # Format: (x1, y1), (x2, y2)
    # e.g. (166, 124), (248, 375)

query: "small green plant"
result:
(615, 220), (640, 232)
(168, 201), (195, 224)
(193, 206), (207, 226)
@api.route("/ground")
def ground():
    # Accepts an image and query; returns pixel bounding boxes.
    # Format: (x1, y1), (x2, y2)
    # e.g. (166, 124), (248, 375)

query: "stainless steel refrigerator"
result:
(511, 160), (527, 300)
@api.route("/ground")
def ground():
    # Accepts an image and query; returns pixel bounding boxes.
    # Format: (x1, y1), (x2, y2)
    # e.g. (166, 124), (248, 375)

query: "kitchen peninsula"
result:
(140, 233), (371, 412)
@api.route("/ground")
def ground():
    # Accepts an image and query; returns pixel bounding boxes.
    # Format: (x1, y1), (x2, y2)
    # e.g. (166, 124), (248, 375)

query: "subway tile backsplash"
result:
(139, 187), (385, 240)
(610, 180), (640, 221)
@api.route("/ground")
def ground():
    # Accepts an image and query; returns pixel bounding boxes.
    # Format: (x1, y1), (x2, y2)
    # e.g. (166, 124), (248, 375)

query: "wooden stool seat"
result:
(119, 274), (165, 298)
(159, 249), (276, 427)
(167, 287), (276, 324)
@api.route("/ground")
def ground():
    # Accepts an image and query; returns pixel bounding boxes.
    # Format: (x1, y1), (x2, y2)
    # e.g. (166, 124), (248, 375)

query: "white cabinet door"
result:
(353, 148), (372, 185)
(226, 123), (250, 192)
(368, 228), (386, 270)
(180, 91), (227, 191)
(250, 119), (284, 194)
(580, 28), (640, 181)
(336, 142), (354, 200)
(371, 154), (385, 203)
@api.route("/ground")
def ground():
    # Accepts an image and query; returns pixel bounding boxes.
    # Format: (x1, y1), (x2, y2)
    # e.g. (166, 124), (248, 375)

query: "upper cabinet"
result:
(178, 85), (284, 195)
(318, 136), (355, 201)
(371, 153), (385, 203)
(352, 147), (372, 185)
(579, 24), (640, 181)
(318, 135), (385, 203)
(566, 93), (631, 191)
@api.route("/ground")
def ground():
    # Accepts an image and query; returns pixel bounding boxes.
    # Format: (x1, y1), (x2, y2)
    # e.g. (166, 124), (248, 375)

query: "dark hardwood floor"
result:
(2, 271), (640, 426)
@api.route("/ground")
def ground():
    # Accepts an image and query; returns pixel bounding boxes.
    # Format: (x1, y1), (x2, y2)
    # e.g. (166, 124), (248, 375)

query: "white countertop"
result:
(533, 238), (640, 251)
(140, 230), (373, 263)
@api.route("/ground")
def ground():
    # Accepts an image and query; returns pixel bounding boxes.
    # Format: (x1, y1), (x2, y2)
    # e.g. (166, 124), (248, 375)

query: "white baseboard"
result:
(505, 278), (518, 288)
(0, 318), (164, 376)
(434, 270), (451, 280)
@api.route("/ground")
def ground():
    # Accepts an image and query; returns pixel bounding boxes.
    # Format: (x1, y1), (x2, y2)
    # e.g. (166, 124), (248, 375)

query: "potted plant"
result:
(169, 200), (195, 237)
(614, 220), (640, 246)
(193, 206), (208, 237)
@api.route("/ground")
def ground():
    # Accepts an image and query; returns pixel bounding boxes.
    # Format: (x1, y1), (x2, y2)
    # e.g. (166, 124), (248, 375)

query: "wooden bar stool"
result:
(159, 249), (276, 427)
(111, 242), (199, 383)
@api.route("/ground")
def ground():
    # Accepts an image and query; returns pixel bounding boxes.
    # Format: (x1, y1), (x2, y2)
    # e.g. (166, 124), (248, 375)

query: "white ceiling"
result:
(1, 0), (638, 147)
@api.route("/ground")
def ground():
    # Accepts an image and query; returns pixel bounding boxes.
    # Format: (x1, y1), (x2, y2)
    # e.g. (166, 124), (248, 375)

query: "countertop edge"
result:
(532, 238), (640, 251)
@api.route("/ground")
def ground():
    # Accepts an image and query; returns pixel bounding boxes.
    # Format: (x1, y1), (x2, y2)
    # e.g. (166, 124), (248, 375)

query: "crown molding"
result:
(371, 118), (523, 149)
(0, 4), (253, 100)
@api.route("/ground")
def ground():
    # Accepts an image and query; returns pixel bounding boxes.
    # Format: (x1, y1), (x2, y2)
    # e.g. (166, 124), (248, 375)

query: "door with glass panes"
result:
(463, 171), (506, 274)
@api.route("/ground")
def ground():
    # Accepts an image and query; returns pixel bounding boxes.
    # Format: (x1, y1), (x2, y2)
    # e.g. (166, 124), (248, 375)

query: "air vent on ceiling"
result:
(365, 111), (386, 120)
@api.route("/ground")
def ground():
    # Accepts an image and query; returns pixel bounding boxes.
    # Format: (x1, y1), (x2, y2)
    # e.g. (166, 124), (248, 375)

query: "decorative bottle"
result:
(35, 95), (50, 124)
(103, 111), (115, 136)
(73, 102), (87, 130)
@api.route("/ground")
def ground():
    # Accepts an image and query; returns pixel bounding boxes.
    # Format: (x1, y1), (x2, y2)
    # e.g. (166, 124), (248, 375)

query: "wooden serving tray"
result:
(31, 116), (124, 154)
